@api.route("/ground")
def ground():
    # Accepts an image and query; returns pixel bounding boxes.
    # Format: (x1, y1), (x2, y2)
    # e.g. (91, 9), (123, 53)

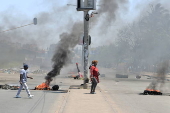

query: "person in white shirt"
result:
(16, 64), (34, 98)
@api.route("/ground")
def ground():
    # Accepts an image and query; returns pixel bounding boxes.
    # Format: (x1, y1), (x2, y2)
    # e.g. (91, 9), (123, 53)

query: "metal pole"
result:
(83, 10), (89, 88)
(82, 45), (84, 69)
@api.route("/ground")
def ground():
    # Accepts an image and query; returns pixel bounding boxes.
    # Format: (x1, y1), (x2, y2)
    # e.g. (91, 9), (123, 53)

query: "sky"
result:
(0, 0), (139, 22)
(0, 0), (67, 17)
(0, 0), (169, 48)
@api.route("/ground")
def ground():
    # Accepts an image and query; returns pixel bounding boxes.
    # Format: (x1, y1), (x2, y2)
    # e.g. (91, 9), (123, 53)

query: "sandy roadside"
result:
(0, 73), (44, 85)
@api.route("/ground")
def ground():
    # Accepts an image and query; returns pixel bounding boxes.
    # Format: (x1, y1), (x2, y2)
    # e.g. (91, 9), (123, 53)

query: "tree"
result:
(115, 3), (170, 72)
(90, 3), (170, 73)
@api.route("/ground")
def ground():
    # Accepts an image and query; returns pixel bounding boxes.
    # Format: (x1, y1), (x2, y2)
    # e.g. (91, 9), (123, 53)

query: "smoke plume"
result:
(45, 0), (128, 82)
(147, 61), (169, 91)
(0, 3), (80, 67)
(97, 0), (127, 22)
(90, 0), (128, 45)
(45, 22), (83, 81)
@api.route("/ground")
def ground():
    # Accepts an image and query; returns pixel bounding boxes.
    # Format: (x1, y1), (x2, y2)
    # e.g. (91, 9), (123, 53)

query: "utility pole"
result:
(77, 0), (96, 88)
(83, 10), (89, 88)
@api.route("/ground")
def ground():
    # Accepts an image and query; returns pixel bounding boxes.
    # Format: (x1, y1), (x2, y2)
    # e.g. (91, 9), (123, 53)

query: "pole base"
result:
(83, 83), (88, 89)
(84, 78), (89, 83)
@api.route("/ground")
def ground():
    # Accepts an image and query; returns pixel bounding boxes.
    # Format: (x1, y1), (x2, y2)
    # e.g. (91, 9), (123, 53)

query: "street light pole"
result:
(0, 18), (37, 33)
(83, 10), (89, 88)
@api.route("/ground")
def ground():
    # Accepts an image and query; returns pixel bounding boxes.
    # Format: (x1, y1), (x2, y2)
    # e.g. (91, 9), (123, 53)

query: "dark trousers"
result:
(91, 78), (98, 92)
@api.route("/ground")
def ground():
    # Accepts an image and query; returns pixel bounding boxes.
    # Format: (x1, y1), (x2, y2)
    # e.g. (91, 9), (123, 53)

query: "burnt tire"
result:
(52, 85), (59, 91)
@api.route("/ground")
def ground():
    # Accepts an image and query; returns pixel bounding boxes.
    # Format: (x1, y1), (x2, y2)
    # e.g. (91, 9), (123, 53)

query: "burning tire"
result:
(35, 82), (51, 90)
(143, 89), (162, 95)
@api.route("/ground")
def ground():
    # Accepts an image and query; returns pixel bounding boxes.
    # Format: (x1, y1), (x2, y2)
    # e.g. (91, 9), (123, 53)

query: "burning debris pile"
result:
(143, 61), (169, 95)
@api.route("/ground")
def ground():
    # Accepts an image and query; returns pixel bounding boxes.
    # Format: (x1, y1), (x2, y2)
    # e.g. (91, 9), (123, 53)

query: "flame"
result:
(35, 81), (50, 90)
(146, 89), (152, 91)
(155, 90), (160, 92)
(145, 89), (160, 92)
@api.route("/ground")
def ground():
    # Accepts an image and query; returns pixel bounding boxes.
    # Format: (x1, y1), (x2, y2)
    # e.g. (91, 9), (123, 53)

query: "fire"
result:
(143, 88), (162, 95)
(35, 80), (51, 90)
(155, 90), (160, 92)
(145, 89), (160, 92)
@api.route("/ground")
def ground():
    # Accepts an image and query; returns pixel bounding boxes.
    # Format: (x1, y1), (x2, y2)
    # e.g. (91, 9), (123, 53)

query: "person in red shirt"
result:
(90, 60), (100, 94)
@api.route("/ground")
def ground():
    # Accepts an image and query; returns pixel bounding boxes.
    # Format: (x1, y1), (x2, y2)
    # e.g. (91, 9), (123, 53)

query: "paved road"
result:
(98, 71), (170, 113)
(1, 67), (170, 113)
(0, 73), (73, 113)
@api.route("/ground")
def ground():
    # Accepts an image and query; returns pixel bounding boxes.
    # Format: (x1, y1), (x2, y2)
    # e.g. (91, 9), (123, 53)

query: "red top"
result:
(90, 66), (99, 83)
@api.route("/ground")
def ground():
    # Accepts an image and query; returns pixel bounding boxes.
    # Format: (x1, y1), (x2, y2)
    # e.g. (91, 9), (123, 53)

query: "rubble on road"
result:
(0, 84), (20, 90)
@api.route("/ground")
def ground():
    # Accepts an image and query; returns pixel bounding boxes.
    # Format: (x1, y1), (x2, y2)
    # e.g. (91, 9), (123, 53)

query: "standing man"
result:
(90, 60), (100, 94)
(16, 64), (34, 98)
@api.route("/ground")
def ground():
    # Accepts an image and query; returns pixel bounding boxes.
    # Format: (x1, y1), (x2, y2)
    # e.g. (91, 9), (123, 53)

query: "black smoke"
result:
(45, 0), (128, 82)
(147, 61), (169, 91)
(45, 22), (83, 81)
